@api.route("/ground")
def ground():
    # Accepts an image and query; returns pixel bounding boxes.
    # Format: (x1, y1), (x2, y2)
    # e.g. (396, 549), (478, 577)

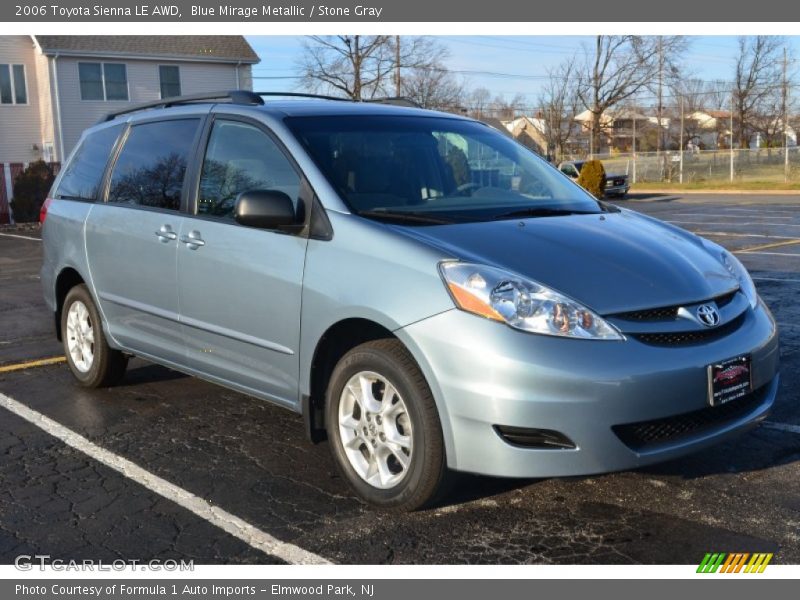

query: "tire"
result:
(61, 284), (128, 388)
(325, 339), (448, 511)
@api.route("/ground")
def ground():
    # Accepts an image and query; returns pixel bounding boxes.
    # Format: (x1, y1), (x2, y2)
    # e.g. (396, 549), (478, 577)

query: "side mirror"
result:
(234, 189), (301, 230)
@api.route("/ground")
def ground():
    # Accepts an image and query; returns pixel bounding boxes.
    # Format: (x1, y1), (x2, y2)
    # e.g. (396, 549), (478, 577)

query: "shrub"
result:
(576, 160), (606, 199)
(11, 160), (56, 223)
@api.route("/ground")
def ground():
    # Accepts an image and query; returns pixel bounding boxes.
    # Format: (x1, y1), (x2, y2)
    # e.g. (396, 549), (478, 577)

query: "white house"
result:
(0, 35), (259, 223)
(0, 35), (259, 165)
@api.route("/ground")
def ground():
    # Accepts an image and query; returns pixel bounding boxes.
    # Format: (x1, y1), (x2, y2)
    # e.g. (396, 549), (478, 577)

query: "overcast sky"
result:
(246, 35), (800, 109)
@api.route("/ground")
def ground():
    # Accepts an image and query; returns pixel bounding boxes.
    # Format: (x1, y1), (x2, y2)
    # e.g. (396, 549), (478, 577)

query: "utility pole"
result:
(657, 36), (664, 156)
(783, 47), (790, 183)
(679, 96), (685, 184)
(632, 106), (637, 184)
(730, 94), (735, 182)
(395, 35), (401, 97)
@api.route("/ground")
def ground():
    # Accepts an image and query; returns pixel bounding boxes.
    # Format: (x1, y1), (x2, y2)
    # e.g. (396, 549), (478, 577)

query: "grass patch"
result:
(631, 180), (800, 191)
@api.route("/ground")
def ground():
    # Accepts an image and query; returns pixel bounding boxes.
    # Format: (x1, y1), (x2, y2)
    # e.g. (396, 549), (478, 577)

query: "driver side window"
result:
(198, 120), (300, 220)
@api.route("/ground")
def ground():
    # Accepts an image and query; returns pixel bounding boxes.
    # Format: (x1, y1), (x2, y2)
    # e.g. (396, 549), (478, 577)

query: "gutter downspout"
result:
(235, 61), (241, 89)
(52, 53), (65, 164)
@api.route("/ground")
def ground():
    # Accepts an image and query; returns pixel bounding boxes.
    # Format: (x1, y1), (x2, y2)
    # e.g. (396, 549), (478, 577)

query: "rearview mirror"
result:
(234, 189), (301, 230)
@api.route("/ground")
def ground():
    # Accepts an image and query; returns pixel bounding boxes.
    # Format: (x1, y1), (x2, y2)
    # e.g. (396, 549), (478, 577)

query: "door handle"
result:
(180, 231), (205, 249)
(155, 225), (177, 242)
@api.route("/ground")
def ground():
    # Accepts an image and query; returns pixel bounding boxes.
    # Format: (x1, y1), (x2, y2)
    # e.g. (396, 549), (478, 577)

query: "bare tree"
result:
(297, 36), (449, 100)
(491, 93), (526, 120)
(401, 63), (466, 111)
(577, 36), (684, 155)
(466, 87), (492, 118)
(732, 36), (784, 148)
(537, 59), (581, 161)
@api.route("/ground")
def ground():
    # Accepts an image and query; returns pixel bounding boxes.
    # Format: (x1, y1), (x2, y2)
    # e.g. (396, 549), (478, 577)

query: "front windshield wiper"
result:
(492, 207), (600, 220)
(357, 210), (455, 225)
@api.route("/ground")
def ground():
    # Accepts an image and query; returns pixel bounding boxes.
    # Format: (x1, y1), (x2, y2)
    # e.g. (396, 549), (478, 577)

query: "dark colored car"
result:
(558, 160), (630, 198)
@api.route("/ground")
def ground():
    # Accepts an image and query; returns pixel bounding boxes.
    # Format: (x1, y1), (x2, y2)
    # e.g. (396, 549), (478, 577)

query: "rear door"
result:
(176, 116), (309, 406)
(85, 116), (203, 365)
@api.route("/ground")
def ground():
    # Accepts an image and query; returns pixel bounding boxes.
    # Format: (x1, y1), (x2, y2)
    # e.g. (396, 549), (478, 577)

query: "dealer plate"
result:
(707, 355), (753, 407)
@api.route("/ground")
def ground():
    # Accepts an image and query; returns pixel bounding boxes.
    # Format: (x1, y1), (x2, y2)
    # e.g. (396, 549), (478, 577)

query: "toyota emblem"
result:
(696, 304), (720, 327)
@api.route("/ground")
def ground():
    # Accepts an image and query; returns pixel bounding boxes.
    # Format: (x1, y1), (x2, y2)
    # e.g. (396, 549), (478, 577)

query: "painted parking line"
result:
(693, 231), (799, 240)
(753, 277), (800, 284)
(0, 356), (66, 373)
(672, 213), (794, 220)
(737, 239), (800, 253)
(0, 232), (41, 241)
(668, 220), (800, 228)
(762, 421), (800, 435)
(0, 391), (331, 565)
(739, 251), (800, 257)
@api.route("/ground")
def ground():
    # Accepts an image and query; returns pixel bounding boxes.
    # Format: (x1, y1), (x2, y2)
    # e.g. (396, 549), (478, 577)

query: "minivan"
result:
(41, 91), (780, 510)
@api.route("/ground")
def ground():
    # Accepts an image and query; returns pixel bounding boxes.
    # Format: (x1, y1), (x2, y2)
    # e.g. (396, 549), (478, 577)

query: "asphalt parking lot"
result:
(1, 193), (799, 565)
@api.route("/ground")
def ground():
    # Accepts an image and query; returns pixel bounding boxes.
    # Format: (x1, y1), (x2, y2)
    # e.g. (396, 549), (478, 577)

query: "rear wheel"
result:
(61, 284), (128, 388)
(326, 339), (448, 511)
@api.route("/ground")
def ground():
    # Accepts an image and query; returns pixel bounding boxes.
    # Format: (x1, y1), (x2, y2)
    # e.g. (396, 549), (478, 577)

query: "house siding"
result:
(0, 36), (45, 163)
(56, 58), (253, 156)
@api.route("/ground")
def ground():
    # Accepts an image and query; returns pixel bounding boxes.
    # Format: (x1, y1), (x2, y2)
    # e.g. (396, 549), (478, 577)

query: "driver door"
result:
(176, 117), (308, 407)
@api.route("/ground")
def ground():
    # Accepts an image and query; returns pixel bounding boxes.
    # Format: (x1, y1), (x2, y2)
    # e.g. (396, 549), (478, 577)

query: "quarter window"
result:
(198, 120), (301, 220)
(159, 65), (181, 99)
(109, 119), (200, 211)
(55, 124), (124, 201)
(79, 62), (129, 101)
(0, 64), (27, 104)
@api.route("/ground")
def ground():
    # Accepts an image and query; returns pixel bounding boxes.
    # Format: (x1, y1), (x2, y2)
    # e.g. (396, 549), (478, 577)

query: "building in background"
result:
(0, 35), (259, 223)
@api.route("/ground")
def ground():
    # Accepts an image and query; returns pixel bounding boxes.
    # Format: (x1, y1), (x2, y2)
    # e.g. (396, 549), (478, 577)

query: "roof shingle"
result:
(33, 35), (259, 63)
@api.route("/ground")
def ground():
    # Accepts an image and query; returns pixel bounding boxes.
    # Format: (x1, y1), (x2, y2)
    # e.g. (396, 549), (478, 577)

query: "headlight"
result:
(439, 262), (623, 340)
(721, 250), (758, 309)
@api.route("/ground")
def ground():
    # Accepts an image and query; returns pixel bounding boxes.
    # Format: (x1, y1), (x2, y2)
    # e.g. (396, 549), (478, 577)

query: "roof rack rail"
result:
(99, 90), (264, 123)
(254, 91), (350, 102)
(254, 92), (421, 107)
(366, 97), (422, 108)
(99, 90), (423, 124)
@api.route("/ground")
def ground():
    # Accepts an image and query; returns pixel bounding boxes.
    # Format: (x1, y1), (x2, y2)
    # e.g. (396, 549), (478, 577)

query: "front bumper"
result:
(605, 182), (630, 196)
(396, 300), (779, 478)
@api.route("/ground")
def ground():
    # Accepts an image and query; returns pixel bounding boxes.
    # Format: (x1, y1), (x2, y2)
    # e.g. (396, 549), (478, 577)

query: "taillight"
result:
(39, 197), (53, 224)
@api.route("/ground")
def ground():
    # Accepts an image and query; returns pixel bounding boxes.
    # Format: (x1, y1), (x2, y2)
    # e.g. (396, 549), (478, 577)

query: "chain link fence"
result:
(563, 147), (800, 185)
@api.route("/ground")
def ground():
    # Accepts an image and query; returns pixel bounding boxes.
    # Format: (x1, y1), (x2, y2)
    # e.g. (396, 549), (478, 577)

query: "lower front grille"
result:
(612, 384), (770, 451)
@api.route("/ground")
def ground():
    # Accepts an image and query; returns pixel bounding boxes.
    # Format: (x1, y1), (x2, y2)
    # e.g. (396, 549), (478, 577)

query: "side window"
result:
(197, 120), (301, 220)
(561, 164), (578, 178)
(108, 119), (200, 211)
(55, 124), (124, 201)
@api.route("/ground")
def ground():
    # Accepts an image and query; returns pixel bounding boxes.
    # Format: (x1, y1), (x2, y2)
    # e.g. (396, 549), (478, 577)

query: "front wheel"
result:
(61, 284), (128, 388)
(326, 339), (448, 511)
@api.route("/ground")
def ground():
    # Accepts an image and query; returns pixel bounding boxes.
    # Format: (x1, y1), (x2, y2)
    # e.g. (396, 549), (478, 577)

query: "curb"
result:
(628, 189), (800, 196)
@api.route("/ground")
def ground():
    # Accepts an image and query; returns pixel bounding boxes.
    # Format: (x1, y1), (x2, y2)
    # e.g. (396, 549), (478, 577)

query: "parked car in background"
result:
(558, 160), (630, 198)
(42, 91), (778, 511)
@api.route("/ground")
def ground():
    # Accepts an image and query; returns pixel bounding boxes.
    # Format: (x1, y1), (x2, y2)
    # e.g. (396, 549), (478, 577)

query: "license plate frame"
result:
(707, 355), (753, 407)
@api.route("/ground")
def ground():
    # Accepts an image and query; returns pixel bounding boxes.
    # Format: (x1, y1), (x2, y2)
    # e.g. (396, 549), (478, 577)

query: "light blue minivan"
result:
(41, 91), (780, 510)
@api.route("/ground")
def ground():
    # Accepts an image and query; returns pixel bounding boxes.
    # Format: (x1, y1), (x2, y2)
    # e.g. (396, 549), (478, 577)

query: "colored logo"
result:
(697, 552), (773, 573)
(696, 304), (720, 327)
(714, 364), (749, 384)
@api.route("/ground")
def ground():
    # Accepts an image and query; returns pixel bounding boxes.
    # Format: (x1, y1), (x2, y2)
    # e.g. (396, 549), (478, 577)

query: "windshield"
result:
(286, 115), (605, 225)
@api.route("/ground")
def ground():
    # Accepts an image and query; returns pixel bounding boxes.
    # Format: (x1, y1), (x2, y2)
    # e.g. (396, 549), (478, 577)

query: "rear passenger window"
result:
(108, 119), (200, 211)
(55, 124), (123, 201)
(197, 120), (300, 219)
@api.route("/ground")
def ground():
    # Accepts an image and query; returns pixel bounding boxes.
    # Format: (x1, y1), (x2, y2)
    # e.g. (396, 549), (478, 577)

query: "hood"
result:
(391, 210), (738, 315)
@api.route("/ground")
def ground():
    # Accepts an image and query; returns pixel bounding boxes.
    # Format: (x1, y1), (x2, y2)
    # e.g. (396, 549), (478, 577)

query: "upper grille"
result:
(633, 314), (744, 346)
(612, 289), (740, 322)
(612, 384), (769, 451)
